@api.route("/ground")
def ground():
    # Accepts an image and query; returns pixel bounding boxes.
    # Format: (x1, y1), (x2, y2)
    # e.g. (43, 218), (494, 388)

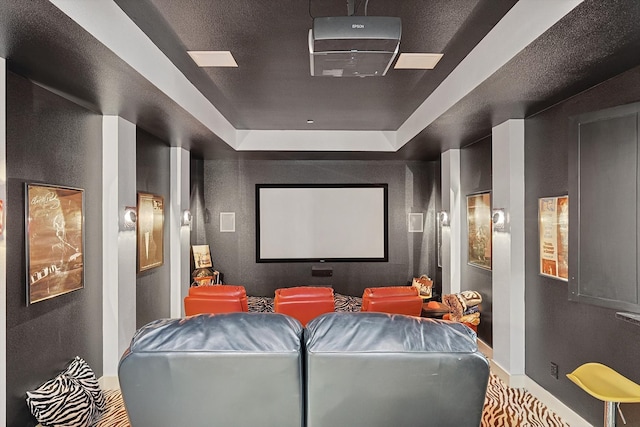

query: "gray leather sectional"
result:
(119, 312), (489, 427)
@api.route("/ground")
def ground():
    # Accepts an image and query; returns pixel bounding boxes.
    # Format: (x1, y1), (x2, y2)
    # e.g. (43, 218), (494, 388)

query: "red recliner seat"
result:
(274, 287), (335, 326)
(184, 285), (248, 316)
(361, 286), (423, 316)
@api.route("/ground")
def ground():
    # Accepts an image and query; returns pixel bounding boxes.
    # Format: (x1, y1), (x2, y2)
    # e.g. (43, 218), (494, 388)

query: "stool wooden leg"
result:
(604, 401), (616, 427)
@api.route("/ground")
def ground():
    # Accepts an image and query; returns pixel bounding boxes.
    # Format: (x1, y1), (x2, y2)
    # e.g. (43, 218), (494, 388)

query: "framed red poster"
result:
(539, 196), (568, 281)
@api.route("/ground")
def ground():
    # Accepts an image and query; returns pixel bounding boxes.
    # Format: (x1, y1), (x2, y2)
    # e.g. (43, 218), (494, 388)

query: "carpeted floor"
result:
(96, 373), (568, 427)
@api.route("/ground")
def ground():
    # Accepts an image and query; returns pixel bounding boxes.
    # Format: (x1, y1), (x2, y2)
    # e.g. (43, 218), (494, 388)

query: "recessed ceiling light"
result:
(394, 53), (443, 70)
(306, 119), (314, 124)
(187, 51), (238, 67)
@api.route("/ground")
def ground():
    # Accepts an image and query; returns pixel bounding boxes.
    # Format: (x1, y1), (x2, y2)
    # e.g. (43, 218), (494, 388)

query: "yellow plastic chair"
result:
(567, 363), (640, 427)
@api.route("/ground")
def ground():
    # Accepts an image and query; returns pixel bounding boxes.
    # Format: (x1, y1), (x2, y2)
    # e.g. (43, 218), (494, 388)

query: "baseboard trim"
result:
(487, 356), (592, 426)
(523, 376), (593, 427)
(99, 375), (120, 390)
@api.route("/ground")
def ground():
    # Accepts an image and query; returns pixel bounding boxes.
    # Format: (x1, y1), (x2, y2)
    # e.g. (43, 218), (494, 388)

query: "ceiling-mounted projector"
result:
(309, 16), (401, 77)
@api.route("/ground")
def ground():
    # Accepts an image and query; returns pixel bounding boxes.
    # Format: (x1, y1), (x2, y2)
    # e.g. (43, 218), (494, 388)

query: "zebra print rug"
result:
(94, 373), (568, 427)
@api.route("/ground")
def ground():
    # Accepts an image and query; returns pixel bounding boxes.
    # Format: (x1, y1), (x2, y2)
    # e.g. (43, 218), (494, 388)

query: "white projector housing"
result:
(309, 16), (402, 77)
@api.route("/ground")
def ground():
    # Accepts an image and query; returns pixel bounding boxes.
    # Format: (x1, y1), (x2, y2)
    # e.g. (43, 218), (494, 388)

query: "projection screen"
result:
(256, 184), (388, 262)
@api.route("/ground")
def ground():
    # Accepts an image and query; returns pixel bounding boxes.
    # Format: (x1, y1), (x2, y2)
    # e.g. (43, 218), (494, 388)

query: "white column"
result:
(102, 116), (137, 381)
(0, 56), (7, 423)
(169, 148), (190, 318)
(441, 150), (462, 295)
(491, 119), (526, 386)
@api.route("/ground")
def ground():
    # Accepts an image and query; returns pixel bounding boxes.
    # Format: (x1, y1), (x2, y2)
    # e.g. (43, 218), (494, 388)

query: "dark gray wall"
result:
(190, 157), (207, 251)
(460, 137), (493, 345)
(525, 64), (640, 425)
(135, 129), (171, 328)
(201, 160), (439, 298)
(5, 72), (103, 426)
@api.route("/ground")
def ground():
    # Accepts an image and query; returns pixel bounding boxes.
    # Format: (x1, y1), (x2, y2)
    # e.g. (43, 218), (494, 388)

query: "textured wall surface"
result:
(135, 129), (171, 329)
(525, 64), (640, 426)
(460, 137), (493, 345)
(5, 72), (103, 426)
(201, 160), (439, 298)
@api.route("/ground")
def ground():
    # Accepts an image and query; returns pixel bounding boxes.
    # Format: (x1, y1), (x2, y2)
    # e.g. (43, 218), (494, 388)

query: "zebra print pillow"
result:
(63, 357), (106, 415)
(26, 374), (93, 427)
(26, 357), (105, 427)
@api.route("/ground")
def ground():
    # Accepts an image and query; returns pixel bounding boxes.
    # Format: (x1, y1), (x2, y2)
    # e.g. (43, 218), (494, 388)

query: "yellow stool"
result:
(567, 363), (640, 427)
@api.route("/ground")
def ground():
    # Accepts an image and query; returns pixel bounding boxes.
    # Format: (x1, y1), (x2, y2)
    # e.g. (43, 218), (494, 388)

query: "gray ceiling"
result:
(1, 0), (640, 161)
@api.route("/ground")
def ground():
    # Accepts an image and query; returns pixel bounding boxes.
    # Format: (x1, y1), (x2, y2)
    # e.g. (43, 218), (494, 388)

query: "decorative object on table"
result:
(137, 192), (164, 272)
(538, 195), (569, 281)
(443, 290), (482, 324)
(192, 244), (213, 269)
(411, 274), (433, 298)
(25, 183), (84, 304)
(467, 192), (492, 270)
(191, 268), (219, 286)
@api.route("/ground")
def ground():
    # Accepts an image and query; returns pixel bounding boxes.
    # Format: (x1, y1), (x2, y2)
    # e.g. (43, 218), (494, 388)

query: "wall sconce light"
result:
(123, 206), (137, 230)
(492, 208), (506, 232)
(182, 209), (192, 227)
(439, 211), (450, 227)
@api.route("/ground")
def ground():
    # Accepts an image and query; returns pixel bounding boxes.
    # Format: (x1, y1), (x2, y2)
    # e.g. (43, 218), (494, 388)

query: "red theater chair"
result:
(361, 286), (423, 316)
(184, 285), (249, 316)
(274, 287), (335, 326)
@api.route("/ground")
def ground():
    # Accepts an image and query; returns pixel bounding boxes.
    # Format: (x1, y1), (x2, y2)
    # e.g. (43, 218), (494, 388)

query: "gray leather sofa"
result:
(118, 313), (304, 427)
(119, 312), (489, 427)
(305, 312), (490, 427)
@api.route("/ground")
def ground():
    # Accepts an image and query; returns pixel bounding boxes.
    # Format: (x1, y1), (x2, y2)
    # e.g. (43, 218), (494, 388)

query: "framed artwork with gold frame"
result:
(466, 192), (492, 270)
(25, 183), (85, 304)
(137, 192), (164, 272)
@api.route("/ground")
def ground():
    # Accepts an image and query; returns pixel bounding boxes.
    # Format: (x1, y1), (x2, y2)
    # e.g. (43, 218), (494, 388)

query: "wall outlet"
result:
(550, 362), (559, 379)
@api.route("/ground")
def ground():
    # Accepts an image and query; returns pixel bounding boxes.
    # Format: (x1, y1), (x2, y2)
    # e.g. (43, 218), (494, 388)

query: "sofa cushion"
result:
(119, 313), (305, 427)
(304, 312), (489, 427)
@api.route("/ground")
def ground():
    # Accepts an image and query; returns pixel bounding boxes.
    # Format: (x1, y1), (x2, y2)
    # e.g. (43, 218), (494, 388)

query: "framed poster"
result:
(192, 244), (213, 268)
(539, 195), (569, 281)
(25, 183), (85, 304)
(467, 192), (492, 270)
(137, 192), (164, 272)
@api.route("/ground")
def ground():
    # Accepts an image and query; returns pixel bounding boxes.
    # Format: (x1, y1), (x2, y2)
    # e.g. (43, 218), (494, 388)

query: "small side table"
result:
(421, 301), (449, 318)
